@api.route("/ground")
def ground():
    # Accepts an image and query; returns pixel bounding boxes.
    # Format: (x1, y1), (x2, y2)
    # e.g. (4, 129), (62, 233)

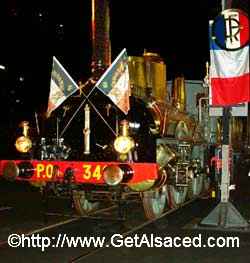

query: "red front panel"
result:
(0, 160), (158, 184)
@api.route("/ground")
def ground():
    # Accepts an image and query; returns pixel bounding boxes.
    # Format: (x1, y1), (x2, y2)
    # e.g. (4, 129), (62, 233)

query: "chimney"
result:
(91, 0), (111, 70)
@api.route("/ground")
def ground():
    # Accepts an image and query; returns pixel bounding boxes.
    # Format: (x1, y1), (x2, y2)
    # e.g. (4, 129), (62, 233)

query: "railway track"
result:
(0, 204), (118, 247)
(0, 195), (203, 263)
(70, 196), (201, 263)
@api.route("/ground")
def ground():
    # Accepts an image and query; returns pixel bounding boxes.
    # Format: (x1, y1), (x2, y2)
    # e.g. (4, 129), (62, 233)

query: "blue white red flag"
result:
(209, 9), (250, 106)
(95, 49), (130, 114)
(47, 57), (79, 117)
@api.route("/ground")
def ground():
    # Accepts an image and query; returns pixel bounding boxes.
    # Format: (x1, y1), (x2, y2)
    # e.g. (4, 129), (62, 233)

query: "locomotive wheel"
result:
(167, 185), (188, 209)
(142, 185), (167, 219)
(72, 190), (99, 215)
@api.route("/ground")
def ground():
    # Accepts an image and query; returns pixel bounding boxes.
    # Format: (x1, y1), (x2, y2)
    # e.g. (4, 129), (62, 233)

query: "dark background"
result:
(0, 0), (248, 123)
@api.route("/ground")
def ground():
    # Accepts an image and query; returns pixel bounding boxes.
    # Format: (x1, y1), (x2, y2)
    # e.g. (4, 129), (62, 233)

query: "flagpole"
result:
(59, 79), (117, 138)
(60, 48), (127, 137)
(35, 112), (40, 136)
(221, 0), (231, 146)
(200, 0), (249, 229)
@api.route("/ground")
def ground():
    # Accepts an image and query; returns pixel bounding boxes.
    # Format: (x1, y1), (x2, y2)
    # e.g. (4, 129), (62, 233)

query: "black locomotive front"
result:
(40, 92), (156, 163)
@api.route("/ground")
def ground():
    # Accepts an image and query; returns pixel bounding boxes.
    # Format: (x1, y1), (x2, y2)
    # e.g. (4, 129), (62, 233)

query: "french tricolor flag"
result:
(209, 10), (250, 106)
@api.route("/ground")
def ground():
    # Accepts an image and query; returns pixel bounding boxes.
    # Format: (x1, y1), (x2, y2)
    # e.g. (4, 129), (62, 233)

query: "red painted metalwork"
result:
(0, 160), (158, 184)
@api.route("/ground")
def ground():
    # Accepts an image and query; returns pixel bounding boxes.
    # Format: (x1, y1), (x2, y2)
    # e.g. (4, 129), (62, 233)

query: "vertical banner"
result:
(209, 9), (249, 106)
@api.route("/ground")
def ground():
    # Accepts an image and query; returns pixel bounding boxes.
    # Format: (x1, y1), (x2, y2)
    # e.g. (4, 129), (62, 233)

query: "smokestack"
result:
(91, 0), (111, 70)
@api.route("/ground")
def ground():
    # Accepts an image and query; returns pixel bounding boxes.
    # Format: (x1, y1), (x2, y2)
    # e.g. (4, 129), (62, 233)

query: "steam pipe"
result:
(198, 97), (209, 124)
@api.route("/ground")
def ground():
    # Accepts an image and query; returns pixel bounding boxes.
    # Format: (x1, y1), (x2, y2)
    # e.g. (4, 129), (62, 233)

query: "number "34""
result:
(82, 165), (103, 180)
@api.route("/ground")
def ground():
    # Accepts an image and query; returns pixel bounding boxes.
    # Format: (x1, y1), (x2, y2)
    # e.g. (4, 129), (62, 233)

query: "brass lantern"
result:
(114, 120), (135, 154)
(15, 121), (32, 153)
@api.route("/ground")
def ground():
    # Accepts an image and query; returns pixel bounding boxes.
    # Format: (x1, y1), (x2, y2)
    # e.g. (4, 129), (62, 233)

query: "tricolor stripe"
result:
(239, 13), (249, 46)
(211, 73), (250, 105)
(210, 46), (249, 78)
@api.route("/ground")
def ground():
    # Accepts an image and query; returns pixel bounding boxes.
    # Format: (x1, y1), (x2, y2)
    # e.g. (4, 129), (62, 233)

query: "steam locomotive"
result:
(0, 51), (209, 219)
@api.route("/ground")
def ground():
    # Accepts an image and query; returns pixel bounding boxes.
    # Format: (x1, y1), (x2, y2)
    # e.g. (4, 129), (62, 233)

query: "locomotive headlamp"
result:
(15, 121), (32, 153)
(15, 136), (32, 153)
(2, 161), (19, 181)
(114, 120), (135, 154)
(103, 164), (134, 186)
(103, 165), (123, 186)
(2, 161), (34, 181)
(114, 136), (135, 154)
